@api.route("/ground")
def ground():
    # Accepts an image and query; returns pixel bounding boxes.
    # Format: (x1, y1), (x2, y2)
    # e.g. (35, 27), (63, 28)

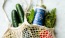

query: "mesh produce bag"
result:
(2, 0), (56, 38)
(2, 23), (56, 38)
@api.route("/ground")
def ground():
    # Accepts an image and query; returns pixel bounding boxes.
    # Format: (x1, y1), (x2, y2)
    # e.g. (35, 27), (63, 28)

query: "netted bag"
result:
(2, 23), (55, 38)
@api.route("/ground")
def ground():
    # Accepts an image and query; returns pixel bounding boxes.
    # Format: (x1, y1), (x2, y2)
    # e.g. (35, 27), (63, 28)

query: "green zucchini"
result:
(16, 4), (24, 23)
(11, 10), (19, 27)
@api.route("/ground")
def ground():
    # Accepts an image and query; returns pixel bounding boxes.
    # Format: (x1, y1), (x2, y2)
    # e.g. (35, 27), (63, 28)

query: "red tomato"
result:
(39, 30), (53, 38)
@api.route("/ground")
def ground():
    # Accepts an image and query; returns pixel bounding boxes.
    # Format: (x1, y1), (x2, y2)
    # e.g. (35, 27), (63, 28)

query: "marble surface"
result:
(0, 0), (65, 38)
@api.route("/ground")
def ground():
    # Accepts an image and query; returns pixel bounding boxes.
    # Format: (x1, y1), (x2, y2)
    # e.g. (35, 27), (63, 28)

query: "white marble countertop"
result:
(0, 0), (65, 38)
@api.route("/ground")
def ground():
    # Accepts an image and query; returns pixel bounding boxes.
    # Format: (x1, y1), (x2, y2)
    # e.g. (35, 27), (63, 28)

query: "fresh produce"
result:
(39, 30), (53, 38)
(11, 4), (24, 27)
(11, 3), (56, 28)
(41, 5), (46, 9)
(45, 8), (56, 28)
(27, 9), (35, 24)
(16, 4), (24, 23)
(11, 10), (19, 27)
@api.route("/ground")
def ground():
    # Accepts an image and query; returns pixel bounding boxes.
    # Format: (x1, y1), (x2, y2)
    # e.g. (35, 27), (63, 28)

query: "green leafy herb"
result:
(41, 5), (46, 9)
(45, 8), (56, 28)
(27, 9), (35, 24)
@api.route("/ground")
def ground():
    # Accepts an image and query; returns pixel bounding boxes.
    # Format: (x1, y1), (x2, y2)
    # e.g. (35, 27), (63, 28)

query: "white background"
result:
(0, 0), (65, 38)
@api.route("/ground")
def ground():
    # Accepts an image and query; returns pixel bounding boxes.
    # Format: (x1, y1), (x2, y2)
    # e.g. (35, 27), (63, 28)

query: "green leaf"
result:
(45, 8), (56, 28)
(27, 9), (35, 24)
(41, 5), (46, 9)
(51, 8), (56, 28)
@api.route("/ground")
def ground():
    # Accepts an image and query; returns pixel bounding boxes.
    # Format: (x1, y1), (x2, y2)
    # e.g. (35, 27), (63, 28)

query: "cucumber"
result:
(11, 10), (19, 27)
(16, 4), (24, 23)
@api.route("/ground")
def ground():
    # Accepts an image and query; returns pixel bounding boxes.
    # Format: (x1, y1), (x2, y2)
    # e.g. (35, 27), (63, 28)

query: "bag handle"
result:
(2, 0), (11, 23)
(2, 0), (12, 27)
